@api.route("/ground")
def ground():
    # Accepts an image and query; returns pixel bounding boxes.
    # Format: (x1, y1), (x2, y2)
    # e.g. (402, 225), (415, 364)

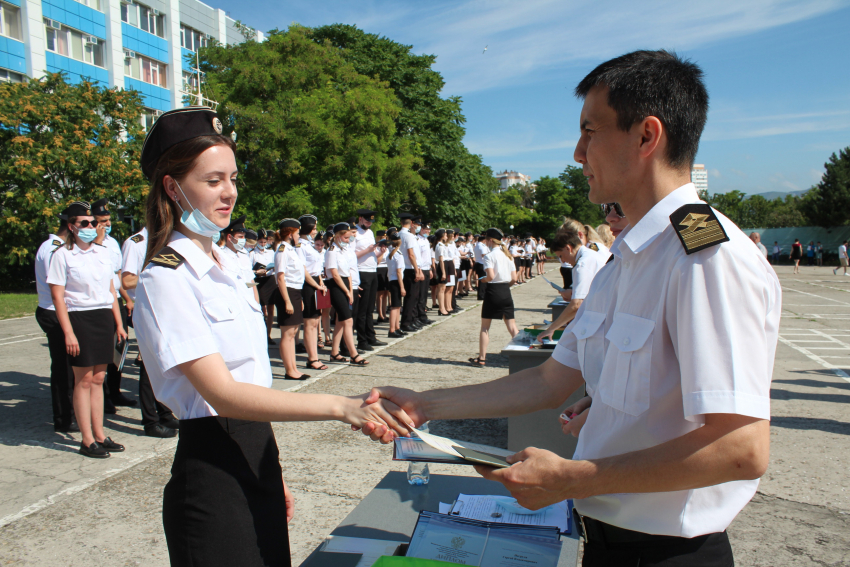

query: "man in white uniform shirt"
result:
(34, 207), (77, 431)
(414, 218), (435, 326)
(834, 240), (849, 275)
(218, 215), (258, 303)
(120, 225), (179, 438)
(363, 50), (779, 566)
(353, 209), (386, 351)
(398, 213), (423, 332)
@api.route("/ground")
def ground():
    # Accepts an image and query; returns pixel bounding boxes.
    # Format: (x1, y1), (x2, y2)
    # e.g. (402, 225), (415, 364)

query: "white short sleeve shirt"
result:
(417, 235), (431, 270)
(121, 227), (148, 301)
(552, 183), (781, 538)
(35, 235), (64, 310)
(324, 246), (353, 280)
(298, 238), (324, 277)
(47, 244), (115, 311)
(387, 249), (403, 281)
(101, 235), (123, 292)
(473, 242), (488, 264)
(275, 242), (306, 288)
(134, 232), (270, 420)
(399, 228), (419, 270)
(570, 245), (609, 300)
(355, 226), (377, 272)
(482, 249), (514, 284)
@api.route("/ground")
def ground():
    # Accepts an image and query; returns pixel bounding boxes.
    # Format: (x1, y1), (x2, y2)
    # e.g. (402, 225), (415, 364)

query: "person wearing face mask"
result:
(375, 229), (390, 324)
(244, 229), (258, 254)
(324, 222), (370, 366)
(47, 201), (129, 458)
(133, 108), (410, 567)
(414, 219), (434, 326)
(219, 216), (259, 304)
(34, 204), (77, 432)
(469, 228), (519, 367)
(296, 214), (329, 371)
(353, 209), (387, 352)
(250, 228), (277, 344)
(92, 197), (137, 410)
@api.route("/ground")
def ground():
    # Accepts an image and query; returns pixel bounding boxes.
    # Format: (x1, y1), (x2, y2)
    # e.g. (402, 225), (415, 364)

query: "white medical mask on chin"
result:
(414, 226), (421, 234)
(173, 179), (223, 240)
(348, 235), (356, 244)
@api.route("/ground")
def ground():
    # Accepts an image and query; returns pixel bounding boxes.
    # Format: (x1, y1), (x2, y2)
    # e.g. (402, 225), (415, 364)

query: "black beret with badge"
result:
(245, 229), (258, 240)
(298, 214), (318, 227)
(62, 201), (92, 218)
(222, 215), (247, 235)
(485, 228), (504, 240)
(421, 220), (432, 229)
(356, 209), (376, 222)
(140, 107), (228, 181)
(398, 213), (414, 221)
(278, 218), (301, 230)
(257, 228), (268, 239)
(333, 222), (353, 233)
(91, 197), (111, 216)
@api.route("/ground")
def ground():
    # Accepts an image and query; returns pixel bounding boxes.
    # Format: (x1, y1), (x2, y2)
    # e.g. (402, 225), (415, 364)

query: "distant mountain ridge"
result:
(752, 189), (810, 201)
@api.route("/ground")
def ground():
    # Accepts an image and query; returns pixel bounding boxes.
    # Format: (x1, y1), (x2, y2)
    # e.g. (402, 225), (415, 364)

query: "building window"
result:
(44, 20), (105, 67)
(0, 68), (25, 83)
(180, 24), (208, 52)
(1, 2), (22, 40)
(182, 70), (198, 92)
(121, 2), (164, 38)
(74, 0), (101, 11)
(124, 52), (167, 88)
(140, 108), (159, 131)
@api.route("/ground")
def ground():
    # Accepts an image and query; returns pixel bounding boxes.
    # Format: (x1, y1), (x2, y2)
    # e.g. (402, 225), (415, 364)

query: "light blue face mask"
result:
(77, 228), (98, 243)
(174, 179), (223, 240)
(104, 225), (112, 236)
(234, 238), (246, 251)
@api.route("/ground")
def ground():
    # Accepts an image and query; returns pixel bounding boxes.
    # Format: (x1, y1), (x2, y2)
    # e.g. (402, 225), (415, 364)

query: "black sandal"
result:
(285, 373), (311, 381)
(469, 357), (486, 367)
(350, 355), (369, 366)
(330, 353), (348, 363)
(307, 360), (328, 371)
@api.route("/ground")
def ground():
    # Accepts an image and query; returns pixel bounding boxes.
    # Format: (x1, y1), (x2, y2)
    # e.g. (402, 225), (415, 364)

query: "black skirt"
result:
(301, 280), (320, 319)
(257, 275), (276, 306)
(481, 282), (515, 320)
(376, 267), (389, 291)
(163, 417), (290, 567)
(514, 257), (522, 271)
(326, 277), (353, 322)
(275, 287), (304, 327)
(474, 262), (486, 278)
(388, 279), (402, 308)
(460, 258), (471, 272)
(68, 308), (114, 367)
(443, 261), (456, 287)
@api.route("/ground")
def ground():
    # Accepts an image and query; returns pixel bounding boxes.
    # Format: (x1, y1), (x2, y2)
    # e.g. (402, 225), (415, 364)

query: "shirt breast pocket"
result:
(571, 310), (606, 393)
(598, 313), (656, 417)
(200, 298), (246, 363)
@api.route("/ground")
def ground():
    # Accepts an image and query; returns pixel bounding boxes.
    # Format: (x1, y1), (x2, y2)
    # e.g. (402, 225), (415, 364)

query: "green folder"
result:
(373, 557), (457, 567)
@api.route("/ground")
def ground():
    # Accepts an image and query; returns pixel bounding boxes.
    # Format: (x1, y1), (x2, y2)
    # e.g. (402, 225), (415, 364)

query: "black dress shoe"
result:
(358, 343), (374, 351)
(111, 394), (138, 407)
(388, 330), (405, 338)
(400, 325), (417, 333)
(159, 416), (180, 430)
(104, 399), (117, 414)
(295, 343), (307, 354)
(54, 421), (80, 433)
(98, 437), (124, 452)
(419, 319), (435, 325)
(369, 339), (387, 346)
(145, 424), (177, 438)
(79, 441), (110, 459)
(411, 320), (423, 328)
(376, 317), (388, 323)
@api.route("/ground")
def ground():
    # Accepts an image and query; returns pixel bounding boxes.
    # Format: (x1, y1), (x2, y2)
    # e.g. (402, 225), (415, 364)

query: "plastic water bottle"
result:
(407, 422), (430, 486)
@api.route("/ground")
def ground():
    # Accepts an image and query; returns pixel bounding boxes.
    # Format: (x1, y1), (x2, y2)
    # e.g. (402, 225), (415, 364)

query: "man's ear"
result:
(638, 116), (664, 160)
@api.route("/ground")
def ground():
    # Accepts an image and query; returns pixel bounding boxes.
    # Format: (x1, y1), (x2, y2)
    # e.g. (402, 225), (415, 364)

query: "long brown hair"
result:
(275, 227), (298, 248)
(144, 135), (237, 267)
(63, 217), (80, 250)
(490, 238), (513, 260)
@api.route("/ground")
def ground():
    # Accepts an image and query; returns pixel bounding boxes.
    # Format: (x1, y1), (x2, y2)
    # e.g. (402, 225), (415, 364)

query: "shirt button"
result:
(623, 338), (631, 346)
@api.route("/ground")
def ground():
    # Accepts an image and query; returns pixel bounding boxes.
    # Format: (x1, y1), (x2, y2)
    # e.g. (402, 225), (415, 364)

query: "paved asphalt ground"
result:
(0, 265), (848, 566)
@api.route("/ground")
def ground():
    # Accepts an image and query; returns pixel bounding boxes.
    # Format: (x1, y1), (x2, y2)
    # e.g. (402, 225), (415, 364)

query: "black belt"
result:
(572, 509), (686, 545)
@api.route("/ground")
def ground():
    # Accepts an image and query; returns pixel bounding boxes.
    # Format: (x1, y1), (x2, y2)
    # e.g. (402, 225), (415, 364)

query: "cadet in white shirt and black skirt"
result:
(274, 218), (311, 381)
(47, 201), (129, 458)
(132, 107), (412, 567)
(470, 228), (519, 367)
(297, 214), (329, 372)
(324, 222), (370, 366)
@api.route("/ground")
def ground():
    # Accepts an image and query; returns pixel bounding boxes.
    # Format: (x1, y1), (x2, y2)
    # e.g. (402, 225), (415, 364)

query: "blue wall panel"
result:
(4, 0), (20, 6)
(0, 36), (26, 73)
(181, 47), (194, 72)
(45, 51), (107, 86)
(121, 22), (167, 62)
(42, 0), (107, 39)
(125, 77), (171, 112)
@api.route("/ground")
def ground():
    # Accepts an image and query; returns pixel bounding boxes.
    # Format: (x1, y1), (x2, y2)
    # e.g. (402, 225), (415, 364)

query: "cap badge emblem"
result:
(213, 117), (223, 134)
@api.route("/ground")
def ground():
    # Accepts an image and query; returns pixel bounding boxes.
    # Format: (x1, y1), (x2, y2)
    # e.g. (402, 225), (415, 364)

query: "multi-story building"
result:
(691, 163), (708, 197)
(0, 0), (263, 128)
(495, 170), (531, 192)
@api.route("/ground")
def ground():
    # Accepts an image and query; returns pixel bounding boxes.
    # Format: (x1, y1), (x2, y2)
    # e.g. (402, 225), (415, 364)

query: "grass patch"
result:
(0, 293), (38, 320)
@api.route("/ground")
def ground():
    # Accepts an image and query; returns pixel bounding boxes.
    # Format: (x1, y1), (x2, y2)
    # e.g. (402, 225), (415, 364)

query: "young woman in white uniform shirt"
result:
(47, 201), (128, 458)
(324, 222), (369, 366)
(385, 231), (406, 338)
(470, 228), (518, 367)
(132, 108), (410, 567)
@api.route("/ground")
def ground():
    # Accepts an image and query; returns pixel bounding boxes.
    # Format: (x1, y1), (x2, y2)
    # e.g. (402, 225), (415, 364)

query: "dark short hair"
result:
(575, 50), (709, 169)
(550, 229), (582, 252)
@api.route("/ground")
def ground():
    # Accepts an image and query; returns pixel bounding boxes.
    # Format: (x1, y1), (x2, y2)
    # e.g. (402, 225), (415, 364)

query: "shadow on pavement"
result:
(773, 377), (850, 390)
(771, 416), (850, 436)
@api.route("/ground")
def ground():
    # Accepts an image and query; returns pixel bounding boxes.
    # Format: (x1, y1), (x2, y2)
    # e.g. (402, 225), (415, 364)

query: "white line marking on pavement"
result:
(0, 336), (45, 347)
(782, 287), (850, 306)
(0, 438), (178, 529)
(809, 329), (850, 349)
(778, 336), (850, 384)
(0, 333), (42, 341)
(792, 279), (850, 294)
(0, 316), (35, 322)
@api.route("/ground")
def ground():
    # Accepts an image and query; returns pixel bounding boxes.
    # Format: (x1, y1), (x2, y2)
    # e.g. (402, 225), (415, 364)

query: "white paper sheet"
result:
(450, 495), (570, 534)
(541, 276), (566, 293)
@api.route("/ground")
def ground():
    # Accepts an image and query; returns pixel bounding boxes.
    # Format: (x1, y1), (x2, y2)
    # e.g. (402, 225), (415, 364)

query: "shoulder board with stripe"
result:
(131, 233), (145, 243)
(606, 254), (614, 264)
(52, 239), (62, 246)
(149, 246), (186, 270)
(670, 204), (729, 255)
(587, 242), (599, 252)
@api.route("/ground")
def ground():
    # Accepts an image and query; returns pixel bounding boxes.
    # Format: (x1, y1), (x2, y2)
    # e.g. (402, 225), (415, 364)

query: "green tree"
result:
(531, 176), (573, 236)
(799, 147), (850, 227)
(198, 25), (427, 228)
(558, 165), (605, 226)
(310, 24), (497, 229)
(0, 73), (147, 270)
(493, 186), (533, 231)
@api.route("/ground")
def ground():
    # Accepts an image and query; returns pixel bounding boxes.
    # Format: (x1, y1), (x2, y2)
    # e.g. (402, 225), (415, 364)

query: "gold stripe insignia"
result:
(588, 242), (599, 252)
(52, 239), (62, 246)
(131, 234), (145, 243)
(149, 246), (186, 270)
(669, 204), (729, 255)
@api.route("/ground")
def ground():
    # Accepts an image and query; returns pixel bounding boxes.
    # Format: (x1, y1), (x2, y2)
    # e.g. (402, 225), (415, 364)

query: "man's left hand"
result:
(474, 447), (592, 510)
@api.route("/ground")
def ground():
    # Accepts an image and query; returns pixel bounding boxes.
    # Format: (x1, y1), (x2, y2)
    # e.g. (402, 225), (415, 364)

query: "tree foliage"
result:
(558, 166), (605, 227)
(310, 24), (498, 229)
(198, 25), (427, 229)
(0, 73), (147, 269)
(799, 147), (850, 228)
(706, 190), (807, 228)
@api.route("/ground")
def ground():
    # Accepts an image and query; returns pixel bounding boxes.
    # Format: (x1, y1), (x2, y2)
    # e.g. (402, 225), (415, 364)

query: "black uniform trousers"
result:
(354, 271), (377, 345)
(416, 268), (430, 321)
(104, 302), (128, 400)
(35, 307), (76, 428)
(401, 269), (419, 326)
(582, 530), (733, 567)
(475, 263), (487, 300)
(138, 361), (175, 427)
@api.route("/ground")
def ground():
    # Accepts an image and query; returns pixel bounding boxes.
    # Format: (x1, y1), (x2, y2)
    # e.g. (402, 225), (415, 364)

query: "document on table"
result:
(449, 494), (571, 534)
(393, 430), (513, 467)
(406, 511), (562, 567)
(318, 535), (403, 567)
(541, 276), (566, 293)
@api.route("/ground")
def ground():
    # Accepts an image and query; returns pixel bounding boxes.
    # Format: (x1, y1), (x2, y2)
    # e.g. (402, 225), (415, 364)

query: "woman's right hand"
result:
(65, 332), (80, 357)
(285, 301), (294, 315)
(559, 396), (592, 438)
(346, 292), (353, 304)
(537, 327), (557, 343)
(342, 394), (416, 443)
(400, 287), (406, 297)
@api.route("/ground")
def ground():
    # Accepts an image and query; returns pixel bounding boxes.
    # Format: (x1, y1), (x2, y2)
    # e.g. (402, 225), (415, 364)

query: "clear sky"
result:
(203, 0), (850, 196)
